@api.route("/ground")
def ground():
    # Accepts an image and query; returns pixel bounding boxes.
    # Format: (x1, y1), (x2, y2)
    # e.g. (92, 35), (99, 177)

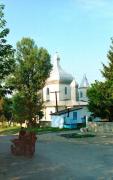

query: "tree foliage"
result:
(9, 37), (52, 125)
(0, 4), (15, 97)
(12, 93), (29, 124)
(12, 92), (43, 125)
(87, 39), (113, 121)
(101, 38), (113, 81)
(0, 98), (4, 117)
(3, 97), (12, 121)
(87, 81), (113, 120)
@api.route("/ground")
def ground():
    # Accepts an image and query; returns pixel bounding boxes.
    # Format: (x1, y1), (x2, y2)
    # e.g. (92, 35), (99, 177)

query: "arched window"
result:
(65, 87), (67, 95)
(80, 91), (83, 98)
(47, 88), (49, 95)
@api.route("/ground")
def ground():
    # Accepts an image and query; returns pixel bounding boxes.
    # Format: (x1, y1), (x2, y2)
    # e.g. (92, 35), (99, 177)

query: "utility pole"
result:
(50, 91), (59, 112)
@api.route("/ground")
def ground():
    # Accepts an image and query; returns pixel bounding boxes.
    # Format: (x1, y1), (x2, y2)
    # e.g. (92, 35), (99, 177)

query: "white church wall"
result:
(43, 83), (60, 102)
(70, 80), (76, 101)
(48, 84), (59, 101)
(43, 87), (49, 101)
(59, 84), (71, 101)
(79, 88), (88, 102)
(42, 107), (56, 122)
(43, 86), (48, 101)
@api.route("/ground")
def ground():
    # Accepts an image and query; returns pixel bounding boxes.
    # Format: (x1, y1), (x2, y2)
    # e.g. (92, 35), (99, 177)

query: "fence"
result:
(87, 122), (113, 133)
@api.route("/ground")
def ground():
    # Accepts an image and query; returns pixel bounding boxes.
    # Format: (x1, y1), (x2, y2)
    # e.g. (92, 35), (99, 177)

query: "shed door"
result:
(73, 112), (77, 121)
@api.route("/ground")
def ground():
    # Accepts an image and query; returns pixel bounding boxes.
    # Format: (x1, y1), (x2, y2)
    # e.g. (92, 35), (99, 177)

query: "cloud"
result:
(79, 0), (108, 9)
(77, 0), (113, 18)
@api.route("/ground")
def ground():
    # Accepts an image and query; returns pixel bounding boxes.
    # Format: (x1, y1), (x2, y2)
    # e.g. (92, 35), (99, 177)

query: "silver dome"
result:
(47, 53), (73, 84)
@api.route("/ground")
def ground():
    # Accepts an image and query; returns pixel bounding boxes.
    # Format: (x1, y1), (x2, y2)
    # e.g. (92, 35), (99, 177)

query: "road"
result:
(0, 132), (113, 179)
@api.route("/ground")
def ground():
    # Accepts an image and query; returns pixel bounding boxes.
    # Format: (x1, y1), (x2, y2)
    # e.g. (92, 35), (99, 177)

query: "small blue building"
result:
(51, 106), (91, 129)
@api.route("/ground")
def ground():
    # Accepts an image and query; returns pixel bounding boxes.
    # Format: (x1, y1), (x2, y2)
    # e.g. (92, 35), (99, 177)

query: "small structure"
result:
(51, 106), (91, 129)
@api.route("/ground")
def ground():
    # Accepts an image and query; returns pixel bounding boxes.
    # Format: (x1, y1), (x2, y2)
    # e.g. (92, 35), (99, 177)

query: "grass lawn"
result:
(0, 126), (76, 135)
(28, 127), (75, 134)
(0, 126), (20, 135)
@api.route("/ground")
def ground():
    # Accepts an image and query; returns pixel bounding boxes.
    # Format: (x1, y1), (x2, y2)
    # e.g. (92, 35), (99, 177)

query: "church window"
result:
(47, 88), (49, 95)
(65, 87), (67, 95)
(80, 91), (83, 98)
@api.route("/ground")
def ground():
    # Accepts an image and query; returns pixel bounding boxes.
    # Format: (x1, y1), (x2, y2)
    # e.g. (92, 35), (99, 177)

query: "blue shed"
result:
(51, 106), (91, 129)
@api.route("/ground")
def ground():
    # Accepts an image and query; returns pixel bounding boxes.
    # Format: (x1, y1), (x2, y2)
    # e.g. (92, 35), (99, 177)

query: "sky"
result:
(1, 0), (113, 84)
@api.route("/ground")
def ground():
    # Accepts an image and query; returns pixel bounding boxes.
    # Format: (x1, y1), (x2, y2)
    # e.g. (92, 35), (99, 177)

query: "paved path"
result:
(1, 132), (113, 179)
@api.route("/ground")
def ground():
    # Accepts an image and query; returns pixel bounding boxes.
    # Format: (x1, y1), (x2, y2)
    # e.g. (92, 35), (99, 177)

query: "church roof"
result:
(79, 74), (89, 88)
(47, 53), (73, 84)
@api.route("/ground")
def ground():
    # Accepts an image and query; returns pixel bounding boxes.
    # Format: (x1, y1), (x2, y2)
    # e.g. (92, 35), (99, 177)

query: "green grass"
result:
(27, 127), (75, 134)
(61, 133), (96, 138)
(0, 126), (20, 135)
(0, 127), (96, 138)
(0, 126), (75, 135)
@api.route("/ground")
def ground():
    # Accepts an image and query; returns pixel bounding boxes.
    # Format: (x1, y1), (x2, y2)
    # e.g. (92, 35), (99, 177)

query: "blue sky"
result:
(1, 0), (113, 84)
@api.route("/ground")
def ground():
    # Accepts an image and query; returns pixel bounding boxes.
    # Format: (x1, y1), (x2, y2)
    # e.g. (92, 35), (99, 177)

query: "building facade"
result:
(51, 106), (91, 129)
(42, 53), (89, 124)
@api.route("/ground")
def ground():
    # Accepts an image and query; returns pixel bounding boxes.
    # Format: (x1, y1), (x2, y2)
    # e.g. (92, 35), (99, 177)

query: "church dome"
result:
(79, 74), (89, 88)
(47, 53), (73, 84)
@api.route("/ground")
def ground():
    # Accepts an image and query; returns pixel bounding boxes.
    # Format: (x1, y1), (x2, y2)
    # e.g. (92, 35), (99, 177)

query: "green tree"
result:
(12, 93), (29, 125)
(12, 92), (43, 126)
(87, 39), (113, 121)
(101, 38), (113, 81)
(0, 4), (15, 97)
(9, 37), (52, 126)
(87, 81), (113, 121)
(3, 97), (13, 122)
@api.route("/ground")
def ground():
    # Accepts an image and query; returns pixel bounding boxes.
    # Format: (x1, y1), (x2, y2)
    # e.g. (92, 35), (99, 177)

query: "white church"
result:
(41, 53), (90, 127)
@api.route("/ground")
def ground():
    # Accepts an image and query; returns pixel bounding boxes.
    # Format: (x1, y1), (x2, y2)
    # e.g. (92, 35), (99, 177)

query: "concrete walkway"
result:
(0, 132), (113, 179)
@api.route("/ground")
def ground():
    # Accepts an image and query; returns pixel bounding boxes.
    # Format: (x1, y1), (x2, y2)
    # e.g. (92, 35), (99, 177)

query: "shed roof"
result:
(50, 106), (84, 116)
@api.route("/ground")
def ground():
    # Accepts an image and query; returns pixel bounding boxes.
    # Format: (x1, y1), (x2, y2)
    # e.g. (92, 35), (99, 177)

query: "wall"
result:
(42, 107), (56, 121)
(59, 84), (71, 101)
(77, 107), (91, 123)
(78, 87), (88, 102)
(70, 80), (76, 102)
(43, 84), (60, 101)
(51, 115), (64, 128)
(51, 106), (92, 128)
(87, 122), (113, 133)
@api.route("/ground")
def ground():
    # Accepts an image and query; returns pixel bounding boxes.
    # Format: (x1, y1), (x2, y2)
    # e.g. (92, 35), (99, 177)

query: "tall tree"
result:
(87, 39), (113, 121)
(0, 4), (15, 96)
(9, 37), (52, 126)
(87, 81), (113, 121)
(101, 38), (113, 81)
